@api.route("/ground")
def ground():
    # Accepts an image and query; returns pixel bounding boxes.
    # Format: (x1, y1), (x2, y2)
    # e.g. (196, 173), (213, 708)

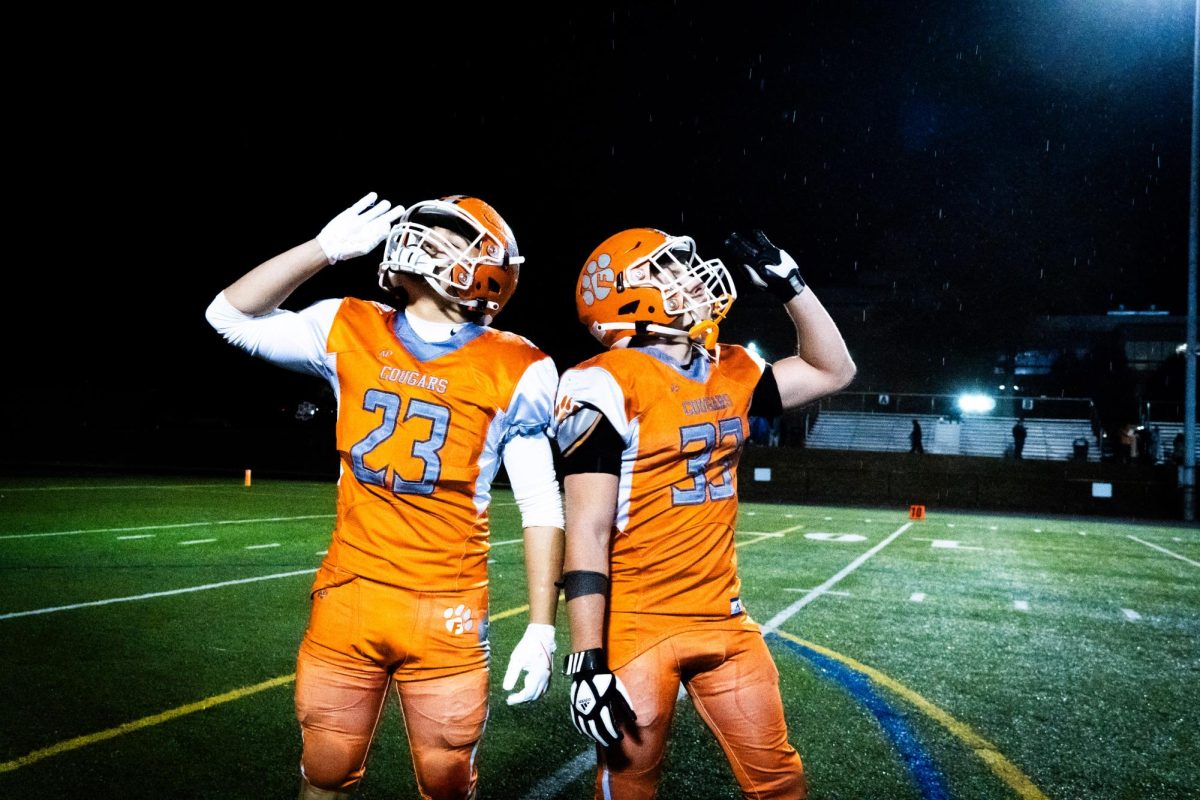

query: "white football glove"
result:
(315, 192), (406, 265)
(502, 623), (557, 705)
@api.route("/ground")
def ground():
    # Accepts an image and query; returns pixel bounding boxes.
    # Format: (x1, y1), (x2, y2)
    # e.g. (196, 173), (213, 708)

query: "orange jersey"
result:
(314, 298), (554, 592)
(555, 344), (767, 666)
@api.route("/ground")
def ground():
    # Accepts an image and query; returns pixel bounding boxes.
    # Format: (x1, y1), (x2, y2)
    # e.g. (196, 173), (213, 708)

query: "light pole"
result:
(1183, 0), (1197, 521)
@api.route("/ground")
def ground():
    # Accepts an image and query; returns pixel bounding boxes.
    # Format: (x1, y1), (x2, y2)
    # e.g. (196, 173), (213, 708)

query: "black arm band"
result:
(560, 413), (624, 476)
(556, 570), (610, 601)
(749, 365), (784, 419)
(563, 647), (608, 675)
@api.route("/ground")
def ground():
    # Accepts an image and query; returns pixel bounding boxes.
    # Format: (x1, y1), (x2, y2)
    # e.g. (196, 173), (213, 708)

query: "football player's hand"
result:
(316, 192), (406, 265)
(725, 230), (807, 303)
(564, 649), (636, 747)
(502, 623), (557, 705)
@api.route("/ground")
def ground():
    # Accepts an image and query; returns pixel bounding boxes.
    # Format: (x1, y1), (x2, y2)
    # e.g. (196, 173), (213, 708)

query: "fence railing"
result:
(817, 392), (1095, 421)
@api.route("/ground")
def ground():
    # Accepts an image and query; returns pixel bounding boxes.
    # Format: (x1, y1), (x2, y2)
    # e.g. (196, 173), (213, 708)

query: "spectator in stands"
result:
(1119, 423), (1137, 463)
(749, 415), (772, 445)
(909, 419), (925, 454)
(1149, 426), (1163, 464)
(1172, 431), (1185, 465)
(1012, 417), (1027, 460)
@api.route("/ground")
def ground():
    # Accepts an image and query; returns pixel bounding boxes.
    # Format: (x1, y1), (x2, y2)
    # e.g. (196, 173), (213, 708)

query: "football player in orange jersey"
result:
(206, 193), (565, 800)
(554, 228), (855, 799)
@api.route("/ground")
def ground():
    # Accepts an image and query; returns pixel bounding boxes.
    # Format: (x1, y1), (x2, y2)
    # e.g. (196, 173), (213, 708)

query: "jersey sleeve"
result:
(502, 356), (559, 440)
(552, 365), (630, 456)
(559, 412), (623, 475)
(204, 292), (339, 380)
(499, 355), (564, 529)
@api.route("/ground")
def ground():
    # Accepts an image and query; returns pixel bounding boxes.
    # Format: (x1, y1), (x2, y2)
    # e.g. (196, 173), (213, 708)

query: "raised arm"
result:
(726, 230), (856, 410)
(223, 192), (404, 315)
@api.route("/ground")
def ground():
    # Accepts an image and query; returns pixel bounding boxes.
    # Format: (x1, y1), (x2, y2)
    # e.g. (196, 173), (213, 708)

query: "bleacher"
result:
(1147, 421), (1200, 463)
(806, 411), (1101, 462)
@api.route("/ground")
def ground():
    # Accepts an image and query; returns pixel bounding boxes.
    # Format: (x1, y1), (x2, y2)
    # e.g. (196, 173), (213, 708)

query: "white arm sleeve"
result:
(503, 434), (565, 530)
(501, 356), (564, 530)
(204, 291), (339, 379)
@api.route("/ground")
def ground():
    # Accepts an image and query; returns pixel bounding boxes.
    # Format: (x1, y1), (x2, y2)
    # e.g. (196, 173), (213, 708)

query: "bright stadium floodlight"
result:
(747, 341), (762, 358)
(957, 393), (996, 414)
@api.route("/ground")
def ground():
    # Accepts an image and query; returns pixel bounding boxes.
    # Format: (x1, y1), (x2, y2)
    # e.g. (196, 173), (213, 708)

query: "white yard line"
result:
(520, 750), (598, 800)
(1121, 608), (1142, 622)
(743, 524), (805, 536)
(1013, 600), (1030, 612)
(245, 543), (281, 550)
(910, 592), (927, 602)
(783, 587), (850, 596)
(0, 514), (334, 541)
(0, 569), (318, 620)
(760, 522), (913, 634)
(522, 520), (913, 800)
(179, 539), (217, 546)
(1127, 535), (1200, 568)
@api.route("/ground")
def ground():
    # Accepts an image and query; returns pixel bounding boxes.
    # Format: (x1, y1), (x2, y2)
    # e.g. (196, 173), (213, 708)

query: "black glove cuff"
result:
(775, 272), (807, 303)
(563, 648), (608, 675)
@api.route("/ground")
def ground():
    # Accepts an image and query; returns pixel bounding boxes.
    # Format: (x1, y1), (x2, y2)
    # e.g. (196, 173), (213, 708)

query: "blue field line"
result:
(770, 633), (950, 800)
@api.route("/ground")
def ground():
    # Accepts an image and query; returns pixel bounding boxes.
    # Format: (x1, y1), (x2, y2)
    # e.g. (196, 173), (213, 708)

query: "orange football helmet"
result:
(576, 228), (736, 350)
(379, 195), (523, 322)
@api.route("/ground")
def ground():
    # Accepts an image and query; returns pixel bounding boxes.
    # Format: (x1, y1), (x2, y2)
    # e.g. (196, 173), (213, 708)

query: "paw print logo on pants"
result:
(444, 604), (474, 635)
(580, 255), (614, 306)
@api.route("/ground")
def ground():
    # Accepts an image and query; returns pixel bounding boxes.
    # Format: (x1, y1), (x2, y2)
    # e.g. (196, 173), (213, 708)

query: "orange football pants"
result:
(295, 572), (490, 799)
(596, 627), (805, 800)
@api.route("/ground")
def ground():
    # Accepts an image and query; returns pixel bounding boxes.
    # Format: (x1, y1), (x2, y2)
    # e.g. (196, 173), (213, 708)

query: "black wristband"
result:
(563, 647), (608, 675)
(556, 570), (610, 601)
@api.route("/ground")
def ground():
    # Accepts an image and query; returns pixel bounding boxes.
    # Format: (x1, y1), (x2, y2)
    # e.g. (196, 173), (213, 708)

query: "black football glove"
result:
(725, 230), (807, 303)
(563, 648), (636, 747)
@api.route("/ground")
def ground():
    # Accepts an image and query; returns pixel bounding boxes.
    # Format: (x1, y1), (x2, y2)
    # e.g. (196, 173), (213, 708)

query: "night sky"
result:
(6, 2), (1194, 458)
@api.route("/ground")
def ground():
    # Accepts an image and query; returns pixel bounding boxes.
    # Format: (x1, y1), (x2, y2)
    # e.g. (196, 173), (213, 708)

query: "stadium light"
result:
(957, 393), (996, 414)
(747, 341), (762, 358)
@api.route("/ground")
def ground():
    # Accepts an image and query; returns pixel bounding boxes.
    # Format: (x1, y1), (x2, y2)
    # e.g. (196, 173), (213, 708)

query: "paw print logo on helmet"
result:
(379, 195), (523, 324)
(580, 255), (615, 306)
(575, 228), (736, 350)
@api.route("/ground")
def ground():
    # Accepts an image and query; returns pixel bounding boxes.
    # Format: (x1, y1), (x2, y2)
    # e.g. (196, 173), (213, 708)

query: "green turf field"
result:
(0, 475), (1195, 799)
